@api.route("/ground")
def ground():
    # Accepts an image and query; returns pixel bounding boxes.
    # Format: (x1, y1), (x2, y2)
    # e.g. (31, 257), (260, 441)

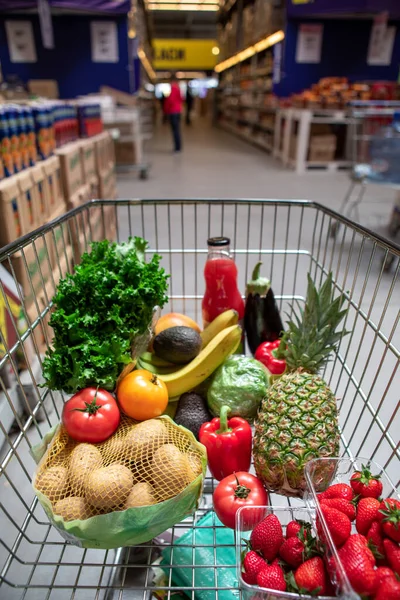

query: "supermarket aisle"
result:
(117, 117), (396, 232)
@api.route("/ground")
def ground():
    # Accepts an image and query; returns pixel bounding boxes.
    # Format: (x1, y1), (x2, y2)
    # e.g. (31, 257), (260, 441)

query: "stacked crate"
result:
(0, 155), (71, 354)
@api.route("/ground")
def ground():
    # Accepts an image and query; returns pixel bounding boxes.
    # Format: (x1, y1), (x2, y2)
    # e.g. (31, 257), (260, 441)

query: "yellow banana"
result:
(140, 351), (175, 368)
(137, 358), (180, 376)
(158, 324), (241, 398)
(200, 309), (239, 348)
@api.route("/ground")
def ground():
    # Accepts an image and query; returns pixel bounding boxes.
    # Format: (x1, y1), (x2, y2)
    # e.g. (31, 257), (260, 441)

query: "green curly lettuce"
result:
(43, 237), (169, 393)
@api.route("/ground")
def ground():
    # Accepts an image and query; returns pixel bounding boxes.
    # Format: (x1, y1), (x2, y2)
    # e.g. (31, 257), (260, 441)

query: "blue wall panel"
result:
(274, 18), (400, 97)
(0, 14), (131, 97)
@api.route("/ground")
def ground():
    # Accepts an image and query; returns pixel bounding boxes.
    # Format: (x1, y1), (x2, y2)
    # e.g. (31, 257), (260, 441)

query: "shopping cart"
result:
(332, 101), (400, 252)
(0, 199), (399, 600)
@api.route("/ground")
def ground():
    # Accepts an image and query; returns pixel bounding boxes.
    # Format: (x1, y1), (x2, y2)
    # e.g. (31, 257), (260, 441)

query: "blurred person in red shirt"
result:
(164, 75), (183, 152)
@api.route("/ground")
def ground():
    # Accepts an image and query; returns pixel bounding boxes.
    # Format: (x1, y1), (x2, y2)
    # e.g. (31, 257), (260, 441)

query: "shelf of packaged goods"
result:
(219, 103), (276, 111)
(219, 120), (273, 153)
(218, 86), (272, 94)
(238, 69), (273, 81)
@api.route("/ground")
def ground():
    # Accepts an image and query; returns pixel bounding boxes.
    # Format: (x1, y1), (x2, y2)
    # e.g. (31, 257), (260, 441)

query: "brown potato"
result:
(151, 444), (191, 501)
(54, 497), (92, 521)
(35, 466), (68, 503)
(187, 453), (203, 480)
(124, 482), (157, 508)
(124, 419), (168, 462)
(85, 465), (133, 511)
(68, 444), (103, 496)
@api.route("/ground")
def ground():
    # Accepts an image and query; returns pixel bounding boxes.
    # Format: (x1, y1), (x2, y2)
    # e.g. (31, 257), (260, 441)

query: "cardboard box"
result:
(18, 170), (39, 233)
(0, 177), (25, 246)
(308, 135), (337, 162)
(92, 132), (111, 174)
(45, 204), (70, 270)
(28, 79), (59, 99)
(80, 138), (97, 182)
(56, 142), (84, 199)
(43, 156), (65, 212)
(114, 139), (143, 166)
(99, 165), (116, 200)
(31, 163), (50, 224)
(102, 204), (117, 240)
(10, 242), (51, 307)
(89, 206), (104, 242)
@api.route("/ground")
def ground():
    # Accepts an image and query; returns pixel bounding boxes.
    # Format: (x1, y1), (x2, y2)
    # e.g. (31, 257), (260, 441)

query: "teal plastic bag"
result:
(161, 511), (238, 600)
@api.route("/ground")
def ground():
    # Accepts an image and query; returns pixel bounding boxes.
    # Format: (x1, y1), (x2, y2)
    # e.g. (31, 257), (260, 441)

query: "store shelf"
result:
(219, 120), (273, 152)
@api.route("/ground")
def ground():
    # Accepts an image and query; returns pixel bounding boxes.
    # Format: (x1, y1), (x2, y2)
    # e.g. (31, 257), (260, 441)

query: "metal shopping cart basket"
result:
(333, 101), (400, 248)
(0, 199), (399, 600)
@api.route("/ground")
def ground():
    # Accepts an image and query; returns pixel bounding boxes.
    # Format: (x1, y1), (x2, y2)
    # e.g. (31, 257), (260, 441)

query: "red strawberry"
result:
(242, 550), (267, 585)
(293, 557), (327, 595)
(384, 538), (400, 576)
(319, 504), (351, 547)
(320, 498), (356, 521)
(375, 577), (400, 600)
(350, 464), (383, 498)
(279, 537), (305, 568)
(250, 514), (284, 561)
(241, 571), (254, 585)
(256, 564), (286, 591)
(367, 521), (386, 564)
(377, 499), (400, 543)
(356, 497), (381, 535)
(286, 519), (311, 539)
(375, 566), (397, 586)
(338, 536), (377, 596)
(343, 534), (376, 565)
(320, 483), (354, 501)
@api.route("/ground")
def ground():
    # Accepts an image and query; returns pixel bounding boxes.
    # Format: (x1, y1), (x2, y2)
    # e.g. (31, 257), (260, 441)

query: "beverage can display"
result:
(17, 107), (29, 169)
(8, 107), (22, 173)
(0, 108), (14, 177)
(25, 108), (37, 166)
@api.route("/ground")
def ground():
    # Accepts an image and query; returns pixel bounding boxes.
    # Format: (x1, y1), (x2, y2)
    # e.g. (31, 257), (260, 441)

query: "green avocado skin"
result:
(153, 326), (202, 364)
(207, 355), (269, 420)
(174, 392), (212, 440)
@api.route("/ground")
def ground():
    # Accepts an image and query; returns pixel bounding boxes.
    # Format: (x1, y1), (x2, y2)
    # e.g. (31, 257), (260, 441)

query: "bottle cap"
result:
(207, 237), (230, 247)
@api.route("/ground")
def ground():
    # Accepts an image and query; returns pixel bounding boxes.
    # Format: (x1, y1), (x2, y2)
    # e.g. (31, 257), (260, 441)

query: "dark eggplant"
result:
(244, 261), (284, 355)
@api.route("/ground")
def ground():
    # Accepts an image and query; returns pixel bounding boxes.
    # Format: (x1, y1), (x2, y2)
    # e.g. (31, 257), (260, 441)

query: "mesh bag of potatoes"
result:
(31, 415), (207, 549)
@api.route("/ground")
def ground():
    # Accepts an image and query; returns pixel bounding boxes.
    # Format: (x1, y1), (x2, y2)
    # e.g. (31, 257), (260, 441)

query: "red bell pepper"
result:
(255, 339), (286, 375)
(199, 406), (252, 482)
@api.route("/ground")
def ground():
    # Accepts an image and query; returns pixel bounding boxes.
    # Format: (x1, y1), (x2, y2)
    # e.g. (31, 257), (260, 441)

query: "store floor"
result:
(117, 116), (397, 236)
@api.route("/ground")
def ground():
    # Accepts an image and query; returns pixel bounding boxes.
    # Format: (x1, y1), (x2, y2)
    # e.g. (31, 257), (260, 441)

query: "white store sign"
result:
(296, 23), (323, 64)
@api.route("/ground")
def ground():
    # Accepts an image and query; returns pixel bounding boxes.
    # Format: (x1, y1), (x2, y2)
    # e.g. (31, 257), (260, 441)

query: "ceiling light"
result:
(138, 48), (156, 81)
(214, 30), (285, 73)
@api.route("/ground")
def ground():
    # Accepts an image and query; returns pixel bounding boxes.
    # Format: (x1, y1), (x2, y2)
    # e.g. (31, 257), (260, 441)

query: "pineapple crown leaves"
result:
(276, 272), (349, 374)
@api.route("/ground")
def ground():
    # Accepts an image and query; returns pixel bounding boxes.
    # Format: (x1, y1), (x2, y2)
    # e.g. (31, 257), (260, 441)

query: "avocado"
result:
(174, 392), (212, 440)
(153, 326), (202, 365)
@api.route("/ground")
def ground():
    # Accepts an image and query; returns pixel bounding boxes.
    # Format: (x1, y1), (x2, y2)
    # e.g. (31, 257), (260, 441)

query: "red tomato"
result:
(62, 387), (120, 443)
(213, 471), (268, 530)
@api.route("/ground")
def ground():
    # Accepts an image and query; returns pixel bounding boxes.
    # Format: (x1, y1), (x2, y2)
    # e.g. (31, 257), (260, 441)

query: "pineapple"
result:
(253, 273), (347, 497)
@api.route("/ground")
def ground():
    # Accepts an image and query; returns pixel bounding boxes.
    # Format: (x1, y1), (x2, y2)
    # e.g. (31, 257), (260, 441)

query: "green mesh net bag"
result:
(31, 415), (207, 549)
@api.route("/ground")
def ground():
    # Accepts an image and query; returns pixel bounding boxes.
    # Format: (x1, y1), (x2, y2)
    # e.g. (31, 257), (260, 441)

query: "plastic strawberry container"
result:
(304, 457), (400, 600)
(236, 505), (357, 600)
(304, 457), (399, 501)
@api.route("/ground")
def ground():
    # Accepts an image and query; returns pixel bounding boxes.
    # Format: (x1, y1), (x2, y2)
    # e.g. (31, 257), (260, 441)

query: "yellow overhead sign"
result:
(153, 39), (218, 70)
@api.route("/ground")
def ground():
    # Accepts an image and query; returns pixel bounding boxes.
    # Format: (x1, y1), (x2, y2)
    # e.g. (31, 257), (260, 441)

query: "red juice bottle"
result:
(202, 237), (245, 328)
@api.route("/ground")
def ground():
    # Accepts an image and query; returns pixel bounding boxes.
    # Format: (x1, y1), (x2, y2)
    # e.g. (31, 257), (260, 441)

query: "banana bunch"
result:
(137, 309), (240, 398)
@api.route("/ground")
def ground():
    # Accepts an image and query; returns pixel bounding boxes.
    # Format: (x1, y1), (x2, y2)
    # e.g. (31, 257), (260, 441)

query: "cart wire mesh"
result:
(0, 199), (399, 600)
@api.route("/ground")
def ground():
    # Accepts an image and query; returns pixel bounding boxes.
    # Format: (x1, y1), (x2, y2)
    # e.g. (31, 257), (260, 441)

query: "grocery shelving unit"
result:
(215, 0), (284, 153)
(274, 108), (353, 174)
(216, 51), (277, 152)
